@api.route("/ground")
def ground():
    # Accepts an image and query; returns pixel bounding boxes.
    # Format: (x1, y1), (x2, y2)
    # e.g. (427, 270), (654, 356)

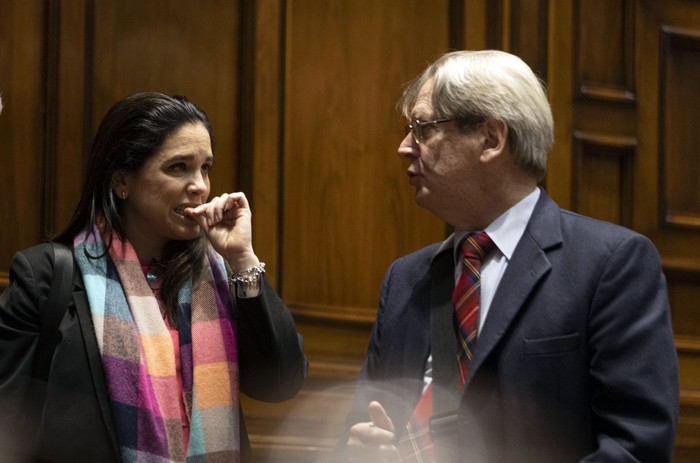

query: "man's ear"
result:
(481, 118), (508, 162)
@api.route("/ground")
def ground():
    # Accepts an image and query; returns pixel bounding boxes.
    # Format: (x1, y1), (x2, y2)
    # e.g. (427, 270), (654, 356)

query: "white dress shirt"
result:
(421, 188), (540, 391)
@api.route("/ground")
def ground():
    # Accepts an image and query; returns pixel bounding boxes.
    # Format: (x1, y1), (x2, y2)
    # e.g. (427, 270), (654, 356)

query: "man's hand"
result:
(345, 401), (400, 462)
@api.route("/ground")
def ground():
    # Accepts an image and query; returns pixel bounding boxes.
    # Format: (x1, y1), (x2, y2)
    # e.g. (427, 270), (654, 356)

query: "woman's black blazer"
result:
(0, 243), (306, 463)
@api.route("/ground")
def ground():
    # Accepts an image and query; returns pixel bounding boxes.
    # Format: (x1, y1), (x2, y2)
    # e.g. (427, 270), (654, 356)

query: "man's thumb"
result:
(368, 401), (395, 433)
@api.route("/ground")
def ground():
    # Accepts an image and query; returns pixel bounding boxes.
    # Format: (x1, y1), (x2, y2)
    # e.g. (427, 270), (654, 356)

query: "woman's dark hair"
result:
(55, 92), (214, 326)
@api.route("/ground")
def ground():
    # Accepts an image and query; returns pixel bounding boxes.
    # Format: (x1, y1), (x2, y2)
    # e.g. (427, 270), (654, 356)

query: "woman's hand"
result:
(186, 192), (260, 272)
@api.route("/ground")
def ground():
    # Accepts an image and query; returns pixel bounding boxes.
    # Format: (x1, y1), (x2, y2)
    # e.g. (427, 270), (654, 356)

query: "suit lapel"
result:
(429, 247), (461, 414)
(467, 191), (563, 383)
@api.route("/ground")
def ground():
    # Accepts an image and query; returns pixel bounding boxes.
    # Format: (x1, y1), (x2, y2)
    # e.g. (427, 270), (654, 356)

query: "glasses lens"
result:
(404, 123), (418, 143)
(411, 120), (422, 143)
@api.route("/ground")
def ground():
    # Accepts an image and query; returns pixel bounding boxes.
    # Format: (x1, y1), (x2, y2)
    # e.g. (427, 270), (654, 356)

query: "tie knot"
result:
(461, 232), (495, 261)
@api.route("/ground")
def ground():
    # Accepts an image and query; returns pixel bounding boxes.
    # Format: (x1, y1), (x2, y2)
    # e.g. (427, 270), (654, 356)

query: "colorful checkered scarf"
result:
(74, 225), (240, 462)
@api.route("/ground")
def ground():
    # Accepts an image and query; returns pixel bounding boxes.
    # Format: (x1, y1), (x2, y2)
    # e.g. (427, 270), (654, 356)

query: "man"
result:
(336, 50), (679, 462)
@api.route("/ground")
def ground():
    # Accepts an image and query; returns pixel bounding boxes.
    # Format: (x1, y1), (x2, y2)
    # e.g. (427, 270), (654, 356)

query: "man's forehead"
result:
(410, 80), (435, 118)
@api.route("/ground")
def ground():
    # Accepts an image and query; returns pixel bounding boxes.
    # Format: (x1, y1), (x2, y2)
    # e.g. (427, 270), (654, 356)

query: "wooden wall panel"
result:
(0, 0), (46, 275)
(89, 0), (240, 197)
(509, 0), (549, 80)
(464, 0), (490, 49)
(281, 0), (448, 311)
(546, 0), (576, 208)
(575, 0), (635, 102)
(572, 131), (635, 227)
(667, 268), (700, 339)
(659, 27), (700, 229)
(659, 33), (700, 448)
(52, 0), (88, 232)
(245, 0), (284, 285)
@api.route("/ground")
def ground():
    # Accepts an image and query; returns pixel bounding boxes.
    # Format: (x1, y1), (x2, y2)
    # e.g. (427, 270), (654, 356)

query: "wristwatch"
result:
(229, 263), (266, 299)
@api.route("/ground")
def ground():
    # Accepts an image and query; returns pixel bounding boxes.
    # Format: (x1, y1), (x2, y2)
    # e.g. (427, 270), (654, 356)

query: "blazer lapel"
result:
(467, 191), (563, 383)
(73, 277), (120, 457)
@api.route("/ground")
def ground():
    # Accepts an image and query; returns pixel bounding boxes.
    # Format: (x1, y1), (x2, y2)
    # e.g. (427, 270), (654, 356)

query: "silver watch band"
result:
(229, 263), (266, 299)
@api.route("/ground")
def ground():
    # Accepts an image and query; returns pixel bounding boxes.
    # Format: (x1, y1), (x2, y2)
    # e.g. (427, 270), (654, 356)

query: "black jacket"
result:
(0, 243), (306, 463)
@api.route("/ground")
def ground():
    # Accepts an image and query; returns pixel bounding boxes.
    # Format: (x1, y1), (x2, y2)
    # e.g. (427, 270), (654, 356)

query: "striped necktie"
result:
(397, 232), (495, 462)
(453, 232), (495, 389)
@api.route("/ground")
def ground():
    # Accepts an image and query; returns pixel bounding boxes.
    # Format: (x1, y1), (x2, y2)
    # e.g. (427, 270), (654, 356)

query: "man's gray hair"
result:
(398, 50), (554, 181)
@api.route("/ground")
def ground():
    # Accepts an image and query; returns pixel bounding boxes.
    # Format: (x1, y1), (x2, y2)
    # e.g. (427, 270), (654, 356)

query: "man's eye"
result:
(421, 124), (437, 137)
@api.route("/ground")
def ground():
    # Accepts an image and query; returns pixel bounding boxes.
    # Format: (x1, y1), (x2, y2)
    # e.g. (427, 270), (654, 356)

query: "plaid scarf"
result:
(74, 226), (240, 462)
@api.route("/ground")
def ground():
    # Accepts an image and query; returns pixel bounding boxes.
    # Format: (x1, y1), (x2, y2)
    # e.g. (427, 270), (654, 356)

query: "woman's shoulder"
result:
(14, 242), (58, 267)
(10, 242), (72, 284)
(3, 243), (59, 322)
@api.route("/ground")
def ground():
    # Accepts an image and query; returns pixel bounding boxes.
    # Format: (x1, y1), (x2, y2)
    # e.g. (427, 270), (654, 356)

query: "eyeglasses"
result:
(405, 118), (480, 144)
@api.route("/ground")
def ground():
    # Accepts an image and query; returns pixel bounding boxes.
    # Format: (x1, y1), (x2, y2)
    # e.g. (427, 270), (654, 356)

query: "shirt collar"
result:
(439, 187), (541, 263)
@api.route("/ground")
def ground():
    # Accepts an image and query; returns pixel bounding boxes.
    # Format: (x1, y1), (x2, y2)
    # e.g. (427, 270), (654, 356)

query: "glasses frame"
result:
(404, 118), (480, 144)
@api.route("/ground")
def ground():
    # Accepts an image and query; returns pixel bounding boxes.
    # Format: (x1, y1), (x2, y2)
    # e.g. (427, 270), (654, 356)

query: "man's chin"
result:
(413, 189), (431, 207)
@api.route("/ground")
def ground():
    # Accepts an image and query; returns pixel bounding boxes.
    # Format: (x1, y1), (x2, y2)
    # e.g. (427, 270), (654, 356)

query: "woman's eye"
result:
(169, 162), (187, 172)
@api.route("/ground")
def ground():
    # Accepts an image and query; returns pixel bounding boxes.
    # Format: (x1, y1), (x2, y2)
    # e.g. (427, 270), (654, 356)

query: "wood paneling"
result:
(509, 0), (549, 80)
(575, 0), (635, 102)
(281, 0), (447, 310)
(89, 0), (240, 197)
(245, 0), (284, 285)
(0, 0), (47, 274)
(52, 0), (88, 232)
(572, 131), (635, 227)
(659, 26), (700, 229)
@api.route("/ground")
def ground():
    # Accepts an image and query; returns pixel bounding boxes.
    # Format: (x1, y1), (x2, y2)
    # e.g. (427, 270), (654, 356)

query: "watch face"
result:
(229, 263), (265, 299)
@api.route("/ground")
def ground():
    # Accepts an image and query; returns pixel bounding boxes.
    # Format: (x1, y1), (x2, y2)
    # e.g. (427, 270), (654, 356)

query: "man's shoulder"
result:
(396, 241), (444, 264)
(558, 208), (644, 241)
(382, 241), (446, 280)
(542, 205), (657, 260)
(536, 191), (646, 242)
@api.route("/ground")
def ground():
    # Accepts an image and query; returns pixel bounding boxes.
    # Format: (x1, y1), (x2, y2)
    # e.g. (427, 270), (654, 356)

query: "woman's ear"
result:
(111, 170), (129, 199)
(481, 118), (509, 162)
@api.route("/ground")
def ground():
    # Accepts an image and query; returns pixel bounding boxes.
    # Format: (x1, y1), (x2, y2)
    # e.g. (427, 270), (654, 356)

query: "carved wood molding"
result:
(573, 0), (636, 103)
(659, 25), (700, 230)
(290, 302), (377, 326)
(571, 130), (637, 227)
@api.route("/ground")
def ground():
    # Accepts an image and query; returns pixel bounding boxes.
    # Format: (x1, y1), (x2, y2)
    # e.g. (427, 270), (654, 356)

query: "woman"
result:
(0, 92), (306, 462)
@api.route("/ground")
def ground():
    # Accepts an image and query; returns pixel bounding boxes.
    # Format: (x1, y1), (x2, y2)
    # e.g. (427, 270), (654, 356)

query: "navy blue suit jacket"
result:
(343, 190), (679, 462)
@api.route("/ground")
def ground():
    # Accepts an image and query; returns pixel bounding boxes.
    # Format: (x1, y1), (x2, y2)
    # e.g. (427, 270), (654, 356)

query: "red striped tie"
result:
(453, 232), (495, 389)
(397, 232), (494, 462)
(397, 384), (435, 462)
